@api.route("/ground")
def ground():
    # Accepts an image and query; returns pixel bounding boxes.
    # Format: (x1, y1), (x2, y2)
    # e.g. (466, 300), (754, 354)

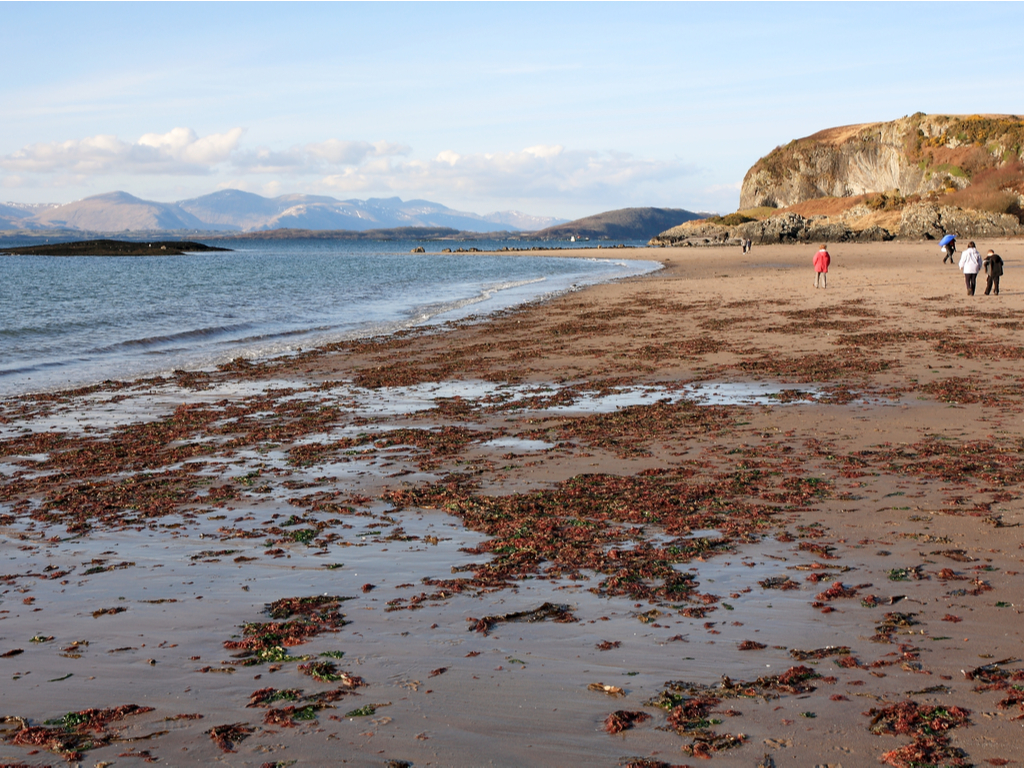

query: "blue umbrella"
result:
(939, 234), (957, 246)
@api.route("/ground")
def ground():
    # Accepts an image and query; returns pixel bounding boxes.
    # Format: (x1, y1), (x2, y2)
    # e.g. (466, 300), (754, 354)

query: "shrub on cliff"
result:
(942, 161), (1024, 220)
(703, 213), (755, 226)
(866, 192), (907, 211)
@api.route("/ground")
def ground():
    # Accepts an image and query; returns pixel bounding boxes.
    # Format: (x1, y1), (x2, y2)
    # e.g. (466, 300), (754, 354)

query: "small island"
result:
(0, 239), (232, 256)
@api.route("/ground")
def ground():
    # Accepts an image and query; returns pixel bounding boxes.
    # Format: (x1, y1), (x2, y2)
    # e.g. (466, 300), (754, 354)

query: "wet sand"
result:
(2, 241), (1023, 766)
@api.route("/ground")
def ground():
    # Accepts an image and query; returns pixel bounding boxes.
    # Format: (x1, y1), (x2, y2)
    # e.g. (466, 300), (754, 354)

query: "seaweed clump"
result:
(4, 704), (154, 761)
(864, 700), (972, 768)
(224, 595), (351, 665)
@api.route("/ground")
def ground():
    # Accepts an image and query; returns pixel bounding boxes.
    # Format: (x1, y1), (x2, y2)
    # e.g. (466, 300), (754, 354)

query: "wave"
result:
(409, 276), (549, 322)
(87, 322), (259, 354)
(0, 358), (80, 379)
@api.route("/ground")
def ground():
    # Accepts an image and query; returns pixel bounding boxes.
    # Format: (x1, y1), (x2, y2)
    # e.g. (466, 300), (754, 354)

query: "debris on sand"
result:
(466, 602), (577, 634)
(603, 709), (651, 734)
(4, 704), (154, 761)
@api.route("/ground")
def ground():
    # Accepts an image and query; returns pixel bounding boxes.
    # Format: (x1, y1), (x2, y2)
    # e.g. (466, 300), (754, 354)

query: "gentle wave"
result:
(87, 321), (259, 354)
(409, 276), (549, 321)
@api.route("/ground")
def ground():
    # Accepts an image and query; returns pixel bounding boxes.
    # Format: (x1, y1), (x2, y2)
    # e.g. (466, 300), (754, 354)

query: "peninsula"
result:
(1, 239), (232, 256)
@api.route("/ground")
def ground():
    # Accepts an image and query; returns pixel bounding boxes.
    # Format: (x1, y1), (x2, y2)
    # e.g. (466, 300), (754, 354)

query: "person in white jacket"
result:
(958, 241), (983, 296)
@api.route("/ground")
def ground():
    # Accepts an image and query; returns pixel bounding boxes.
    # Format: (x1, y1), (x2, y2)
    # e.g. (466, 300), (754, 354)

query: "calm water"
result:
(0, 238), (657, 397)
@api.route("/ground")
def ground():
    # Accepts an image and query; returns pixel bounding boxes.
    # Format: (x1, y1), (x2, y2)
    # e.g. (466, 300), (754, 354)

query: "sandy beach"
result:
(2, 240), (1024, 767)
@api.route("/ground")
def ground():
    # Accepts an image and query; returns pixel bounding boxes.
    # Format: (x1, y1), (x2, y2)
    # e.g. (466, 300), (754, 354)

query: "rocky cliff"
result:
(651, 114), (1024, 246)
(740, 113), (1024, 212)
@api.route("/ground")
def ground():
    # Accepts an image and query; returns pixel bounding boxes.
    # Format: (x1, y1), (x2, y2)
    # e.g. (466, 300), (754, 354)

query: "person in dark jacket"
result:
(942, 237), (957, 264)
(983, 249), (1004, 295)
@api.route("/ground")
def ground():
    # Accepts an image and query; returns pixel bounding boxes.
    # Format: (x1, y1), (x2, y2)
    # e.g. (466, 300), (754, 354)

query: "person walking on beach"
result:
(983, 249), (1004, 295)
(813, 244), (830, 288)
(958, 241), (982, 296)
(942, 237), (957, 265)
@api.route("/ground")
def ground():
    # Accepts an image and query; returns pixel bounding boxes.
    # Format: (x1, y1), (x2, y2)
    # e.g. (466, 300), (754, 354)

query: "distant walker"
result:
(813, 244), (831, 288)
(958, 241), (983, 296)
(983, 249), (1004, 296)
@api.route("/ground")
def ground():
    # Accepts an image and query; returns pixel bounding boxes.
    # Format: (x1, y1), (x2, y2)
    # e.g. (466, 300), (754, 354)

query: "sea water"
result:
(0, 237), (657, 397)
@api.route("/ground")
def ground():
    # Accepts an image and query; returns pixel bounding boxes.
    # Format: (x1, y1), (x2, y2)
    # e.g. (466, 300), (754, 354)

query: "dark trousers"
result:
(985, 275), (1000, 295)
(965, 273), (978, 295)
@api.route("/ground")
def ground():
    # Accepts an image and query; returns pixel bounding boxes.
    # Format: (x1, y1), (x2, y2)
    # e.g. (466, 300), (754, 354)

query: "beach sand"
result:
(2, 240), (1023, 766)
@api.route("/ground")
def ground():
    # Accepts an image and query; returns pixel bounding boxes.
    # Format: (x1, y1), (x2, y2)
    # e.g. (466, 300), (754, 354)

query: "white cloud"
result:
(1, 130), (699, 212)
(138, 127), (243, 165)
(0, 128), (244, 175)
(523, 145), (564, 159)
(232, 139), (411, 174)
(316, 145), (697, 201)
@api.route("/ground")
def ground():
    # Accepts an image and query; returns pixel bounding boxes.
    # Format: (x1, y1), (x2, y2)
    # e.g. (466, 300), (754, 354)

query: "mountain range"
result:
(0, 190), (568, 234)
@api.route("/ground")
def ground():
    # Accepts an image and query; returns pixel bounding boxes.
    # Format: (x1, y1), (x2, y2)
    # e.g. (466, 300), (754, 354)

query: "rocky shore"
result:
(650, 202), (1024, 247)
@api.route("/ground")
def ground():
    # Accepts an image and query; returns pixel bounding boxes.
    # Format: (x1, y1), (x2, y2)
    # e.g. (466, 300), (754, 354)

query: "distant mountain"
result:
(0, 204), (31, 230)
(4, 190), (569, 234)
(0, 201), (57, 230)
(481, 210), (564, 231)
(177, 189), (304, 230)
(533, 207), (705, 240)
(30, 191), (205, 232)
(219, 226), (462, 241)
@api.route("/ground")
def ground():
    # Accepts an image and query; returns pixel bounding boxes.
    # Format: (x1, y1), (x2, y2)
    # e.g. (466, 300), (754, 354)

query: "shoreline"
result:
(0, 248), (657, 400)
(2, 241), (1024, 766)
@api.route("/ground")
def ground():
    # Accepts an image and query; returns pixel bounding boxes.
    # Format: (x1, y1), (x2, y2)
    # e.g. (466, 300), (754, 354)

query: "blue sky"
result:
(3, 2), (1023, 219)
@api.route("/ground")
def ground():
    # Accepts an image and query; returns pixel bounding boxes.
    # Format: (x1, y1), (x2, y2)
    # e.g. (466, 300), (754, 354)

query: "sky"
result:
(3, 2), (1023, 220)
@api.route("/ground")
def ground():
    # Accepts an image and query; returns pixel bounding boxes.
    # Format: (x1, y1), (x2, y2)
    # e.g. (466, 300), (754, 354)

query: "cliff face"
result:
(740, 114), (1024, 210)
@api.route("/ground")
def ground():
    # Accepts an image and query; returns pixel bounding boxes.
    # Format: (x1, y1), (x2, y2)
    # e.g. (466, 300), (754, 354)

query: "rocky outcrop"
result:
(740, 114), (1024, 210)
(652, 114), (1024, 247)
(649, 203), (1022, 247)
(896, 203), (1023, 239)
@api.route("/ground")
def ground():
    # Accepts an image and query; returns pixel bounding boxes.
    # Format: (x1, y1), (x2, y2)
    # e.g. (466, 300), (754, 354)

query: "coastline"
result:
(0, 246), (656, 399)
(2, 241), (1023, 766)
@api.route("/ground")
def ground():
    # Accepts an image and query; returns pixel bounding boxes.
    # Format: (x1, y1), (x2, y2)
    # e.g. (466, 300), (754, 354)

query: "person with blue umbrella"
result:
(940, 234), (958, 265)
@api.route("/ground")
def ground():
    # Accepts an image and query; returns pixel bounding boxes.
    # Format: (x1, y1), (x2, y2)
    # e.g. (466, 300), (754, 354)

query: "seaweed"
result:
(789, 645), (851, 661)
(864, 700), (972, 768)
(6, 704), (154, 761)
(207, 722), (255, 753)
(604, 710), (651, 735)
(467, 602), (577, 635)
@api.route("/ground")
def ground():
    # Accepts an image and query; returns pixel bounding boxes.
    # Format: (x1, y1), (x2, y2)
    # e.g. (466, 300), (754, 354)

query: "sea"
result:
(0, 237), (659, 398)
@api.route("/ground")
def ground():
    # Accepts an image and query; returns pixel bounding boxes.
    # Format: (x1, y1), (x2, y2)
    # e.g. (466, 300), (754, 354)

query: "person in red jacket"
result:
(813, 244), (831, 288)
